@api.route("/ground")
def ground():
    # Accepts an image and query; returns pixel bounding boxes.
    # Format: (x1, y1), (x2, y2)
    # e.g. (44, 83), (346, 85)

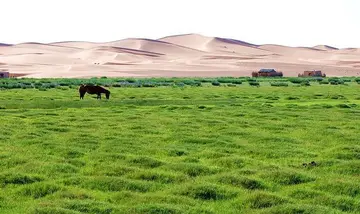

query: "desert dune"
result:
(0, 33), (359, 78)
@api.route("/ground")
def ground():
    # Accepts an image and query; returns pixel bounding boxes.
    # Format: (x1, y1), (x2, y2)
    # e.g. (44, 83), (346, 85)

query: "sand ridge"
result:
(0, 33), (359, 78)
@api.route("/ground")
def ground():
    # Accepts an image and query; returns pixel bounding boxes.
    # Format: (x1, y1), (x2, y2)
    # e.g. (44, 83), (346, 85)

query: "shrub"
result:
(211, 81), (221, 86)
(217, 78), (242, 84)
(247, 78), (257, 82)
(142, 82), (157, 87)
(301, 81), (311, 86)
(270, 82), (288, 87)
(288, 78), (304, 84)
(33, 82), (42, 88)
(125, 78), (137, 83)
(329, 78), (344, 85)
(182, 80), (201, 87)
(21, 84), (33, 89)
(227, 84), (237, 87)
(175, 82), (185, 87)
(319, 80), (329, 84)
(314, 77), (324, 82)
(231, 79), (243, 84)
(249, 82), (260, 86)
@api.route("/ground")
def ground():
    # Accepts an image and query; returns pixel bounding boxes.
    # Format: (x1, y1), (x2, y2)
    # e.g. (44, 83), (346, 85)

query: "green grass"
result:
(0, 79), (360, 213)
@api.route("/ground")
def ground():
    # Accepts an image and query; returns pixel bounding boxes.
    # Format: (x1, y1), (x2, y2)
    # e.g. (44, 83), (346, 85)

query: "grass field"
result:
(1, 79), (360, 213)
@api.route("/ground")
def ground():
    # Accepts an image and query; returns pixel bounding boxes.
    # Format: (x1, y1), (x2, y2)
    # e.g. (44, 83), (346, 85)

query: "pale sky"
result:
(1, 0), (359, 48)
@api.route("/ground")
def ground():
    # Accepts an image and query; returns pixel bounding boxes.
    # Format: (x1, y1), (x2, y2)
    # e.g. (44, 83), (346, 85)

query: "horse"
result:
(79, 84), (111, 100)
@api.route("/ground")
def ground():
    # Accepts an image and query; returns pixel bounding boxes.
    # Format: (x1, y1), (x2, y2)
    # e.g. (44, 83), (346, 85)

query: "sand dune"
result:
(159, 34), (214, 51)
(107, 38), (204, 57)
(159, 34), (268, 55)
(50, 41), (100, 49)
(313, 45), (339, 51)
(0, 33), (359, 78)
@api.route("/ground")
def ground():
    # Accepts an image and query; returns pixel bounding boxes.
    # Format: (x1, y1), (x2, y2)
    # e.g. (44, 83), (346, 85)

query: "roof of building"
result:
(259, 69), (276, 73)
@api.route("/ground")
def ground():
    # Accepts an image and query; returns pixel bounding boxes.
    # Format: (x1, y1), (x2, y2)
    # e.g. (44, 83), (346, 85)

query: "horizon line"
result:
(1, 33), (358, 49)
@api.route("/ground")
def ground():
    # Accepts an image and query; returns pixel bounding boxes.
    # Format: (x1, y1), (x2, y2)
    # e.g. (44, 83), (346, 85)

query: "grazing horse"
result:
(79, 84), (110, 100)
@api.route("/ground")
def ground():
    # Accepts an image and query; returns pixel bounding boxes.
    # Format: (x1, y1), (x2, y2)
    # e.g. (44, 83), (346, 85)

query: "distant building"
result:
(298, 70), (326, 77)
(252, 69), (283, 77)
(0, 71), (9, 78)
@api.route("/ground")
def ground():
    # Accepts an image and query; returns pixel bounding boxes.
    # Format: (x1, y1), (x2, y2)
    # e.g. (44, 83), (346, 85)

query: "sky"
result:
(1, 0), (359, 48)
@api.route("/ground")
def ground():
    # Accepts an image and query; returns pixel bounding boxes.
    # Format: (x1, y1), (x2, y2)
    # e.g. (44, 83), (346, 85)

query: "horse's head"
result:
(105, 90), (110, 99)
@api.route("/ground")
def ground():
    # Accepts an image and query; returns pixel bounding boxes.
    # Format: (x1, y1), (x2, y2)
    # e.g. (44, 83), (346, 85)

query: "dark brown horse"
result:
(79, 84), (111, 99)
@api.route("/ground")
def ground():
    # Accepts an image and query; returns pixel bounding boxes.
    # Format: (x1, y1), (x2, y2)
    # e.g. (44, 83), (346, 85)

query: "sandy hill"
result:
(51, 41), (100, 49)
(0, 33), (360, 78)
(159, 33), (268, 56)
(313, 45), (339, 51)
(106, 38), (204, 57)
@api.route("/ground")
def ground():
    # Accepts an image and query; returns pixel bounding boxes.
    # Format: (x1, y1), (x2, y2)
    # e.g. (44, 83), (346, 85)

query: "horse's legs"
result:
(80, 92), (85, 99)
(97, 93), (101, 99)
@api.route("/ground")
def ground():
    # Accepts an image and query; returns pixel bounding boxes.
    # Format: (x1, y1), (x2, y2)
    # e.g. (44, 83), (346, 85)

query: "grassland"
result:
(0, 78), (360, 214)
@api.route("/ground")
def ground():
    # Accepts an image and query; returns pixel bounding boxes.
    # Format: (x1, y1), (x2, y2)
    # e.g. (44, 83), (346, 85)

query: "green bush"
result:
(217, 78), (242, 84)
(319, 80), (329, 84)
(211, 81), (221, 86)
(249, 82), (260, 86)
(301, 81), (311, 86)
(288, 78), (304, 84)
(247, 78), (257, 82)
(270, 82), (288, 87)
(329, 78), (344, 85)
